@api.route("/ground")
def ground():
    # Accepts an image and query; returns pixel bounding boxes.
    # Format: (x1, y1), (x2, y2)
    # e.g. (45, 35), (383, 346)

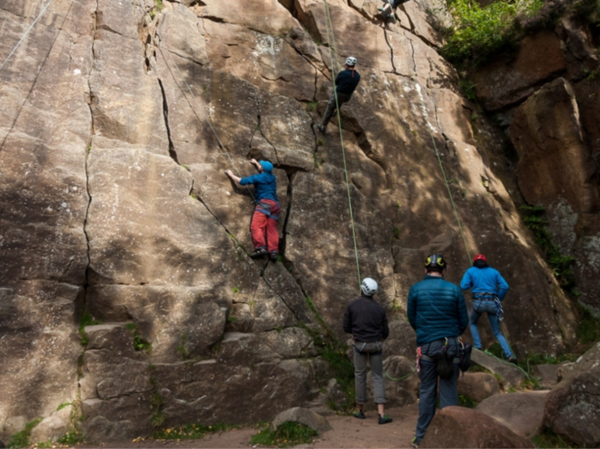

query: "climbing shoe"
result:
(317, 123), (325, 133)
(270, 252), (278, 262)
(353, 410), (366, 420)
(508, 356), (519, 366)
(378, 414), (393, 425)
(411, 437), (420, 448)
(250, 248), (268, 259)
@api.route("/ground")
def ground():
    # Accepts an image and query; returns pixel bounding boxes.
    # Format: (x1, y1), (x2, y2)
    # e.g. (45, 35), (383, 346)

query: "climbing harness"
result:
(0, 0), (54, 73)
(322, 0), (361, 290)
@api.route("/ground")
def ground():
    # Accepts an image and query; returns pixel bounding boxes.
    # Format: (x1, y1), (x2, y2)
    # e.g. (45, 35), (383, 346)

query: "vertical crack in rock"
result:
(407, 37), (417, 73)
(158, 78), (179, 164)
(256, 111), (280, 163)
(383, 29), (397, 74)
(399, 5), (416, 32)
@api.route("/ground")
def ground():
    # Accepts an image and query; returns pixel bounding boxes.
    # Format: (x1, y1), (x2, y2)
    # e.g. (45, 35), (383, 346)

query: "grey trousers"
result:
(321, 93), (352, 127)
(354, 349), (386, 404)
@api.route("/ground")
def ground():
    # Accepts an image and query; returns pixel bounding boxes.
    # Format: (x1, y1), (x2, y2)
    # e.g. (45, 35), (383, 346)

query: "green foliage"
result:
(126, 321), (151, 351)
(250, 422), (318, 447)
(443, 0), (600, 67)
(486, 342), (504, 359)
(392, 226), (400, 240)
(233, 286), (240, 294)
(459, 79), (477, 101)
(304, 296), (356, 410)
(520, 205), (576, 291)
(57, 429), (85, 446)
(523, 352), (580, 366)
(134, 333), (151, 352)
(576, 302), (600, 344)
(177, 333), (189, 360)
(152, 423), (239, 440)
(56, 402), (72, 412)
(79, 313), (101, 347)
(458, 394), (477, 408)
(9, 418), (43, 448)
(441, 0), (542, 65)
(306, 101), (319, 112)
(531, 429), (576, 448)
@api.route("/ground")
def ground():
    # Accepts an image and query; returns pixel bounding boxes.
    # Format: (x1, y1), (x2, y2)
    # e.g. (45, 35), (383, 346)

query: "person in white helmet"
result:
(318, 57), (361, 133)
(343, 277), (392, 425)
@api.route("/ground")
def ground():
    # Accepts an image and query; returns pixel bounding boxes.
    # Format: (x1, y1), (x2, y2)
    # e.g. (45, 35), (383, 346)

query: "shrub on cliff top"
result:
(441, 0), (544, 65)
(442, 0), (600, 67)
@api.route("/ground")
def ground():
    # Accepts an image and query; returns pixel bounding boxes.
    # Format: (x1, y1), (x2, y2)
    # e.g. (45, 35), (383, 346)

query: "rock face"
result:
(0, 0), (581, 442)
(511, 78), (599, 214)
(419, 406), (535, 448)
(271, 407), (332, 433)
(544, 342), (600, 447)
(471, 17), (600, 312)
(470, 349), (526, 390)
(458, 373), (500, 403)
(476, 391), (548, 438)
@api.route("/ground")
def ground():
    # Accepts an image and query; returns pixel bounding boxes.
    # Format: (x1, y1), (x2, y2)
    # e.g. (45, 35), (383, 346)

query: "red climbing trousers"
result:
(250, 199), (280, 254)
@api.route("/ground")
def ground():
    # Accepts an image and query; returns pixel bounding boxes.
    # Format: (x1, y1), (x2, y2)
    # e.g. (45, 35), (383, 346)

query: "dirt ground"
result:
(75, 404), (419, 449)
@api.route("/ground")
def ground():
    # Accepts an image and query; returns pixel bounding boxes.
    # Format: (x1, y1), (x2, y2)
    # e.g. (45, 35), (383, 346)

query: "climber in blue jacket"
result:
(407, 254), (468, 448)
(460, 254), (517, 364)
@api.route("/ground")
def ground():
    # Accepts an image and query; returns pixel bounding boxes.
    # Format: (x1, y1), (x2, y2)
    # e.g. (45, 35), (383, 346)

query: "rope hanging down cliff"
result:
(0, 0), (53, 73)
(322, 0), (362, 290)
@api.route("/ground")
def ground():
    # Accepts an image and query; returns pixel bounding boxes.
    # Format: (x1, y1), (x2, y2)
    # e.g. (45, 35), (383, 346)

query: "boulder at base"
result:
(271, 407), (332, 434)
(544, 342), (600, 447)
(476, 391), (548, 438)
(458, 373), (501, 403)
(470, 349), (526, 389)
(419, 406), (534, 448)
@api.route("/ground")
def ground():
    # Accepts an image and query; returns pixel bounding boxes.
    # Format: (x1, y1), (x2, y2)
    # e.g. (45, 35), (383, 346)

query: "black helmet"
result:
(425, 254), (447, 269)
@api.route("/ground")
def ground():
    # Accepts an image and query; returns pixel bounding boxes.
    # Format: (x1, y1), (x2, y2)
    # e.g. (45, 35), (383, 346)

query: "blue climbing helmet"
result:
(260, 160), (274, 172)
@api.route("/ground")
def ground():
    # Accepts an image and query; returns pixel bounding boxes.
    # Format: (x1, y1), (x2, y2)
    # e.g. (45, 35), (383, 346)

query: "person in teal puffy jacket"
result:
(460, 254), (517, 364)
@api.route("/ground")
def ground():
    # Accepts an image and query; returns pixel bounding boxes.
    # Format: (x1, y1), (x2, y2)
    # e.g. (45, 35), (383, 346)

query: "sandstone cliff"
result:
(0, 0), (579, 442)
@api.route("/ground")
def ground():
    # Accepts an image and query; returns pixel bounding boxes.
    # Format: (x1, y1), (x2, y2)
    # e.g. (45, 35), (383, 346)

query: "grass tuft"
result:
(152, 423), (239, 440)
(9, 418), (43, 448)
(250, 422), (317, 447)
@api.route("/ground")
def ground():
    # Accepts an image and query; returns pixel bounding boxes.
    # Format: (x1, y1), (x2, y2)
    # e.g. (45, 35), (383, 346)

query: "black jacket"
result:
(335, 69), (361, 95)
(343, 295), (389, 342)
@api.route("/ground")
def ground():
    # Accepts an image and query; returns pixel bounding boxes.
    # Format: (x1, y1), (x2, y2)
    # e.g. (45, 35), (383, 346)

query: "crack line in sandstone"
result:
(383, 29), (397, 74)
(407, 37), (417, 74)
(158, 78), (179, 164)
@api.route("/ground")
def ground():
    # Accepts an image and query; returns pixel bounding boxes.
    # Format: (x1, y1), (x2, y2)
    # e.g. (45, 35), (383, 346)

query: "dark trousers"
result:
(321, 93), (352, 127)
(415, 339), (460, 442)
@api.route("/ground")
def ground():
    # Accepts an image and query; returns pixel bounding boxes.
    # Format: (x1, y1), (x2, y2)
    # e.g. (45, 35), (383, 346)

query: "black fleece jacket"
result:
(335, 69), (361, 95)
(343, 295), (389, 342)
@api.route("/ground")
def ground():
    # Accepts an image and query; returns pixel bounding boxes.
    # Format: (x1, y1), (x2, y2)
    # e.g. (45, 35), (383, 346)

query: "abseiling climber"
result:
(378, 0), (410, 20)
(317, 57), (361, 133)
(460, 254), (517, 365)
(225, 159), (280, 261)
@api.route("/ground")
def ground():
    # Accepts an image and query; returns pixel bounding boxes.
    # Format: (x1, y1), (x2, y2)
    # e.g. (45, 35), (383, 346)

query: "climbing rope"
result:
(0, 0), (73, 153)
(385, 369), (416, 381)
(322, 0), (361, 290)
(0, 0), (53, 73)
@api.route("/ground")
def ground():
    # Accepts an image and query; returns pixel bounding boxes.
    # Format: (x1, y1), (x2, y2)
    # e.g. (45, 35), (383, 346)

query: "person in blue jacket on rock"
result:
(460, 254), (517, 365)
(407, 254), (468, 448)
